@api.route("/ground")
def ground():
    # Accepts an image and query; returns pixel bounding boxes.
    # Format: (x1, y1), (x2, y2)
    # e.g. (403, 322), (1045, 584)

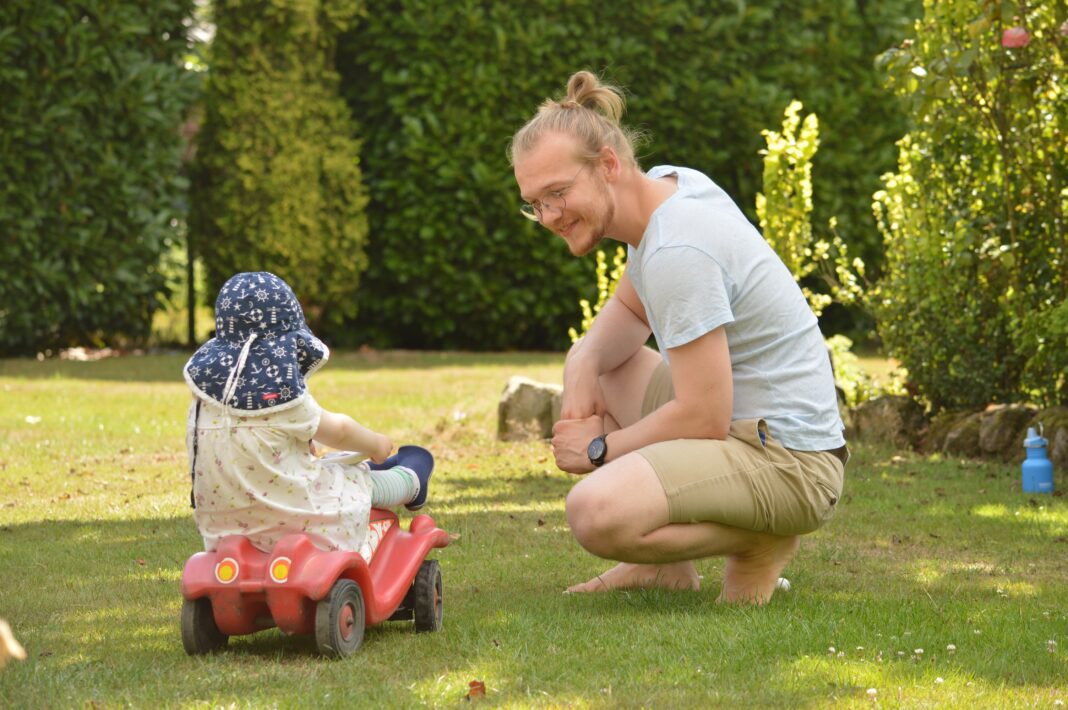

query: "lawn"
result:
(0, 351), (1065, 708)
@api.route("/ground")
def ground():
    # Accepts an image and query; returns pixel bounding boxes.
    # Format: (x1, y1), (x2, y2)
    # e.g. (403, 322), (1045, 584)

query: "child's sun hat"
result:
(183, 272), (329, 413)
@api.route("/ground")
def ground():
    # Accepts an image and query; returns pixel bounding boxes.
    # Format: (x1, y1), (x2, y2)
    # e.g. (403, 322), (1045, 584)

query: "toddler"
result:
(183, 271), (432, 559)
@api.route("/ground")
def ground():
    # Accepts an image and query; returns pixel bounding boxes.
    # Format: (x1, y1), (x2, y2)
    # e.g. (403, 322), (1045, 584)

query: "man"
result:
(510, 71), (846, 603)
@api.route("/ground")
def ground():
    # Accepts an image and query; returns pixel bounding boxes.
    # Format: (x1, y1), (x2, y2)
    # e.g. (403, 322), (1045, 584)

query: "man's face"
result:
(513, 132), (613, 257)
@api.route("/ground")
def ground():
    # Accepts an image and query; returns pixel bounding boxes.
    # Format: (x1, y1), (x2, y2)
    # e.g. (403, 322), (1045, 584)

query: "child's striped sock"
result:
(369, 465), (419, 507)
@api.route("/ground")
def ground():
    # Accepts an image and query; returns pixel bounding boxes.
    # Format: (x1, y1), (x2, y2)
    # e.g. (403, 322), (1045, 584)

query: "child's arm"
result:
(314, 410), (393, 464)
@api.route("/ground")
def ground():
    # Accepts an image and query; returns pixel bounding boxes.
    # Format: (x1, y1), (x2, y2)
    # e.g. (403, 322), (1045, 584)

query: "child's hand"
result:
(370, 435), (393, 464)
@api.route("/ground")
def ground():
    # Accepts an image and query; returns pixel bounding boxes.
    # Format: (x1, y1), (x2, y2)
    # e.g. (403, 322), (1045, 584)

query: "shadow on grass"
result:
(0, 351), (564, 383)
(1, 452), (1066, 706)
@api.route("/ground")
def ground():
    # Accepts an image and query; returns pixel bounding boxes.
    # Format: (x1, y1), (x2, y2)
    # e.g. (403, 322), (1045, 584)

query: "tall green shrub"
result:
(338, 0), (919, 350)
(873, 0), (1066, 408)
(190, 0), (368, 336)
(0, 1), (198, 355)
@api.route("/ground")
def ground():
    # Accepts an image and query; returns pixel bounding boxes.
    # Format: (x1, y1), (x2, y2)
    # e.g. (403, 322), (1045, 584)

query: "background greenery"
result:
(0, 0), (198, 355)
(872, 0), (1067, 410)
(336, 0), (919, 349)
(1, 353), (1065, 707)
(189, 0), (370, 334)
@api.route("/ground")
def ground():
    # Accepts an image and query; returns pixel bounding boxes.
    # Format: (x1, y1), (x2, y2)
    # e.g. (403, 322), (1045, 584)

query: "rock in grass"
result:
(497, 376), (562, 441)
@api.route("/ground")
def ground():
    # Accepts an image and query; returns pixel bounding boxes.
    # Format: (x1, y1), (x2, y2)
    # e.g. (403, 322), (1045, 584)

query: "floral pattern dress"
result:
(186, 393), (373, 555)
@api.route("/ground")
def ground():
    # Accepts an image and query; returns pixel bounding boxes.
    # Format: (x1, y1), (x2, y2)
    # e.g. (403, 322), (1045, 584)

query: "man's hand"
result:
(560, 356), (607, 420)
(551, 414), (604, 474)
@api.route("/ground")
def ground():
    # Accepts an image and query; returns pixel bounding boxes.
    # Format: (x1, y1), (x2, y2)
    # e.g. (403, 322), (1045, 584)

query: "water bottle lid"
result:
(1024, 425), (1047, 447)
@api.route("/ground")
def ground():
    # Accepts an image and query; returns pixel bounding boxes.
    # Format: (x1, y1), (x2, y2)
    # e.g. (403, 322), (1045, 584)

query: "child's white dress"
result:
(186, 393), (373, 555)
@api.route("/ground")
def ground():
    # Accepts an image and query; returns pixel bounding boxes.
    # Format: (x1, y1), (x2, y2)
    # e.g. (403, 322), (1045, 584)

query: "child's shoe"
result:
(369, 445), (434, 511)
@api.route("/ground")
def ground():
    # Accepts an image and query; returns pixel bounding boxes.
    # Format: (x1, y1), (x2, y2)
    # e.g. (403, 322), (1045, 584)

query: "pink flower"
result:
(1060, 20), (1068, 37)
(1001, 26), (1030, 48)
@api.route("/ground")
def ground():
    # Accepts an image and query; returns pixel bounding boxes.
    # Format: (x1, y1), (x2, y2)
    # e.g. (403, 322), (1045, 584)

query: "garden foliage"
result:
(0, 1), (198, 355)
(189, 0), (369, 337)
(337, 0), (919, 349)
(873, 0), (1066, 408)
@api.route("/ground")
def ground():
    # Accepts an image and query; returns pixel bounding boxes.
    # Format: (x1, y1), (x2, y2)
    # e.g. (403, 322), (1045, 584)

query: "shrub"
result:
(873, 0), (1066, 409)
(337, 0), (919, 349)
(0, 0), (198, 355)
(189, 0), (368, 338)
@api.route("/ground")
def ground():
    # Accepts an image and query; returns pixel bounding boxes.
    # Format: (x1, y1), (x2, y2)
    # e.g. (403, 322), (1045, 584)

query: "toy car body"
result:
(180, 508), (451, 656)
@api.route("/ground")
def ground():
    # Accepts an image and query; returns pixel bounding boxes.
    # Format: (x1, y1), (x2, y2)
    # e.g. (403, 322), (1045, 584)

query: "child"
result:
(183, 271), (432, 559)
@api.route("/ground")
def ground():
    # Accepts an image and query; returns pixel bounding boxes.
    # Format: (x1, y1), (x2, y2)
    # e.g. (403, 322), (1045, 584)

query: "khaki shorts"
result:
(636, 361), (846, 536)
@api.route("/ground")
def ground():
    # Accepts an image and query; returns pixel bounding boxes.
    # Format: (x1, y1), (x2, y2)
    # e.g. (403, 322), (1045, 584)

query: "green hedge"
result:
(337, 0), (919, 350)
(872, 0), (1066, 408)
(189, 0), (369, 338)
(0, 1), (198, 355)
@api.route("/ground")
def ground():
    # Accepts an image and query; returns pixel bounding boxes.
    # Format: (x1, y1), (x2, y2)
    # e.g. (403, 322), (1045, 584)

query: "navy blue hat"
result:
(182, 272), (329, 412)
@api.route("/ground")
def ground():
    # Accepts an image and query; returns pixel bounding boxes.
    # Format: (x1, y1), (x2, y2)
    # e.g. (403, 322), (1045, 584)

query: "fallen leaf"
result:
(465, 680), (486, 700)
(537, 518), (545, 527)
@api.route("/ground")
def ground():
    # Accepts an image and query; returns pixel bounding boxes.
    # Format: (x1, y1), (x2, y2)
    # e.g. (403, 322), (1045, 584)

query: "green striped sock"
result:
(369, 465), (419, 507)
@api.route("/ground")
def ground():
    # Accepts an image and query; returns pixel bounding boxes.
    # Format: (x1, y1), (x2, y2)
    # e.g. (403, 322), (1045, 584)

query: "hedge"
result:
(337, 0), (919, 350)
(189, 0), (369, 338)
(0, 0), (198, 355)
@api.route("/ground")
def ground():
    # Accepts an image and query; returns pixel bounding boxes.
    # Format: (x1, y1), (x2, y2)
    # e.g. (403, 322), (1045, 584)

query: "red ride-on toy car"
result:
(180, 507), (451, 657)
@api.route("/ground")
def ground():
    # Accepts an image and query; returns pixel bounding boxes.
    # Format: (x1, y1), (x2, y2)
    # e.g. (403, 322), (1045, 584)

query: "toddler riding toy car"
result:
(180, 449), (450, 657)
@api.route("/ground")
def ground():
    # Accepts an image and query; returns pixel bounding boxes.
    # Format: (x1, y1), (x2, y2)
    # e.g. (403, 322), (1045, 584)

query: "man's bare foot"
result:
(566, 561), (701, 593)
(718, 534), (800, 605)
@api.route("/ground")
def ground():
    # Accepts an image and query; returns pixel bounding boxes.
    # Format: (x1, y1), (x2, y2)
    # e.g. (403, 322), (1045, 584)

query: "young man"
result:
(510, 71), (847, 603)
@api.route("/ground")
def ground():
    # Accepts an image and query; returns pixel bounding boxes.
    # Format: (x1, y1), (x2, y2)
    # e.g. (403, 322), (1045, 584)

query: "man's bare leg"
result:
(565, 452), (799, 603)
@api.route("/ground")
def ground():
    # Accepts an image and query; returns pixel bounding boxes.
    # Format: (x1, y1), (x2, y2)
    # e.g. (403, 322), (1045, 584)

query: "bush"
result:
(873, 0), (1066, 409)
(189, 0), (368, 337)
(337, 0), (919, 349)
(0, 1), (198, 355)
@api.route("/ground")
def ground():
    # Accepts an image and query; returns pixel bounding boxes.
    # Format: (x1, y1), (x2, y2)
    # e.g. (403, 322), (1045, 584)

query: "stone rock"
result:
(943, 412), (983, 457)
(978, 404), (1036, 460)
(851, 395), (926, 448)
(924, 410), (979, 453)
(1032, 406), (1068, 472)
(497, 376), (562, 441)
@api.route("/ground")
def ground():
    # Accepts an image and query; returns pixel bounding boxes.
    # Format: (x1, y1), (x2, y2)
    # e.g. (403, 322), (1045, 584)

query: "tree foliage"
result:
(873, 0), (1066, 408)
(189, 0), (368, 336)
(0, 1), (198, 355)
(337, 0), (919, 349)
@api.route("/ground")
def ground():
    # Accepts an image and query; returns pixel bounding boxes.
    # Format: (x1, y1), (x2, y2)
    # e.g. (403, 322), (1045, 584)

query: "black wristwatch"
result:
(587, 435), (608, 467)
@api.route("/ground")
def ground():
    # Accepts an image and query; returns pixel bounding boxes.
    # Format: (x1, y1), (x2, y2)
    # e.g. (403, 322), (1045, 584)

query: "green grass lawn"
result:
(1, 351), (1065, 708)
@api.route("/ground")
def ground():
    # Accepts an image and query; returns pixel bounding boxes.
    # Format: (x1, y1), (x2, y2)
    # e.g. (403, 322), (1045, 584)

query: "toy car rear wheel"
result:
(413, 559), (442, 633)
(181, 597), (229, 655)
(315, 579), (365, 657)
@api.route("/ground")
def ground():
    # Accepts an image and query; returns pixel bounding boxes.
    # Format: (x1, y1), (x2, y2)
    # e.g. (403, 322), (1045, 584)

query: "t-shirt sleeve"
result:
(643, 246), (734, 349)
(260, 393), (323, 443)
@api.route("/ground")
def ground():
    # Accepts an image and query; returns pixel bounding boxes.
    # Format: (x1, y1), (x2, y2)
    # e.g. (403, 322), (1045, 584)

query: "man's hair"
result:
(508, 70), (645, 168)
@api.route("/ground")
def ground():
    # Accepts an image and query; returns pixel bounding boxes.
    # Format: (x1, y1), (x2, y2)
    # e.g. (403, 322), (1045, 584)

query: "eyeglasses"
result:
(519, 163), (589, 222)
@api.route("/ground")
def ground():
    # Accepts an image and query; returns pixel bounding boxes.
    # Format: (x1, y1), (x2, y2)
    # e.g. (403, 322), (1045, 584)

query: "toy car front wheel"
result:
(413, 559), (443, 633)
(181, 597), (229, 655)
(315, 579), (365, 657)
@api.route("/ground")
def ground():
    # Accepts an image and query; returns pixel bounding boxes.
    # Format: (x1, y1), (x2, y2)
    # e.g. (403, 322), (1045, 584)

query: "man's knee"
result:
(565, 482), (628, 558)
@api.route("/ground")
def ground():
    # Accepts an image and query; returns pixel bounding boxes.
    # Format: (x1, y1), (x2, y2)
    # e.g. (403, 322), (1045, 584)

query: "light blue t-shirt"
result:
(627, 165), (845, 451)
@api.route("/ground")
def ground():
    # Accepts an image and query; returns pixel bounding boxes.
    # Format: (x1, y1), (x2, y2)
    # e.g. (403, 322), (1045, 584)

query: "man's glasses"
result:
(520, 163), (589, 222)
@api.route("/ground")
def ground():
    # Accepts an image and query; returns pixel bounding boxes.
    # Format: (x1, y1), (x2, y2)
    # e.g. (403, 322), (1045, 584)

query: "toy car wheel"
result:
(413, 559), (443, 633)
(181, 597), (229, 655)
(315, 579), (365, 657)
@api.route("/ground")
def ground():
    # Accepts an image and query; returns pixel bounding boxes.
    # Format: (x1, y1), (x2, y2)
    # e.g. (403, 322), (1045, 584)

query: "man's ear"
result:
(599, 145), (622, 182)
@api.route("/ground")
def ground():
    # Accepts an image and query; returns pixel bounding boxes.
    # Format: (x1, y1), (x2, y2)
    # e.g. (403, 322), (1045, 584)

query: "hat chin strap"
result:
(220, 332), (258, 408)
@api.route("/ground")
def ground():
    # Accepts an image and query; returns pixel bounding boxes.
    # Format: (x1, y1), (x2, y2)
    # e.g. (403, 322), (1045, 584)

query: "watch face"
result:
(588, 436), (606, 463)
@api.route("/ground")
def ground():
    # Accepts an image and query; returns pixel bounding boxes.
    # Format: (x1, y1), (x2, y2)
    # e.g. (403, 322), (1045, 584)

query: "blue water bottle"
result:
(1022, 425), (1054, 494)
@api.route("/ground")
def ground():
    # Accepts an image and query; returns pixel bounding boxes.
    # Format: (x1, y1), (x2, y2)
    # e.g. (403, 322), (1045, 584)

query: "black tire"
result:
(315, 579), (365, 657)
(413, 559), (443, 633)
(181, 597), (229, 655)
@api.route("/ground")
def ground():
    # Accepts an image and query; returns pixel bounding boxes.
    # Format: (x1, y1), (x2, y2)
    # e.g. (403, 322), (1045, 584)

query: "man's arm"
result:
(603, 325), (732, 461)
(551, 325), (732, 473)
(561, 272), (652, 419)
